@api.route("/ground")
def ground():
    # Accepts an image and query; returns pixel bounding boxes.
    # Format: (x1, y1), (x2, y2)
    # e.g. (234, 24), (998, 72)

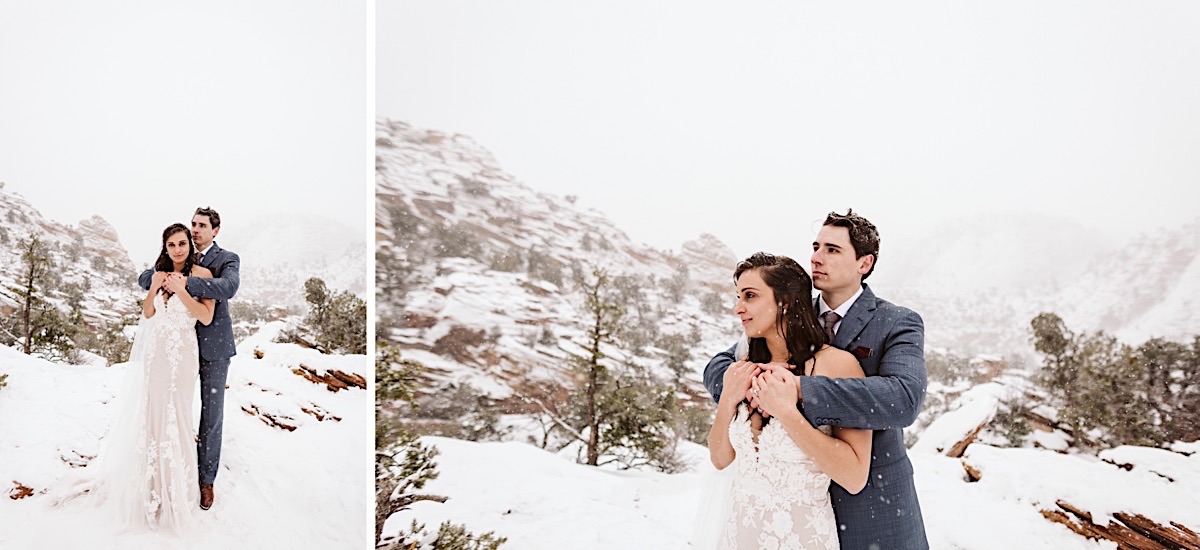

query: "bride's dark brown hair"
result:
(734, 253), (826, 425)
(153, 223), (196, 280)
(734, 252), (826, 372)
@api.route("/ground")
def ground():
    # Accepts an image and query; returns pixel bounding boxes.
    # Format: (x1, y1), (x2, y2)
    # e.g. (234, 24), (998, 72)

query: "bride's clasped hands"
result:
(745, 361), (804, 420)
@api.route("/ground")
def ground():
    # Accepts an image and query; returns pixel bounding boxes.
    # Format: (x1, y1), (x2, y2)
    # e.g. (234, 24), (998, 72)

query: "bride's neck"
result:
(172, 261), (186, 272)
(765, 333), (789, 363)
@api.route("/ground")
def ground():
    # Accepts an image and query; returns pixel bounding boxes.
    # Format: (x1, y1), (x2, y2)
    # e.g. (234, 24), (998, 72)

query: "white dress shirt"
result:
(817, 285), (864, 336)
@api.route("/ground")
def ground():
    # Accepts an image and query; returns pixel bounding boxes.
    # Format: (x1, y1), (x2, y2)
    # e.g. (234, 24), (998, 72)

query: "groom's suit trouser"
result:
(198, 357), (231, 485)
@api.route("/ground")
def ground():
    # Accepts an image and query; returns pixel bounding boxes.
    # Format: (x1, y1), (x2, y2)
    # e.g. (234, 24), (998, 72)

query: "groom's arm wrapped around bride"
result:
(704, 293), (927, 432)
(184, 251), (239, 302)
(138, 251), (240, 302)
(794, 304), (925, 431)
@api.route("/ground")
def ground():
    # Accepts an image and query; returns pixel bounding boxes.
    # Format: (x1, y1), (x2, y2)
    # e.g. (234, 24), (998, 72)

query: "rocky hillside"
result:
(0, 184), (139, 329)
(376, 118), (742, 406)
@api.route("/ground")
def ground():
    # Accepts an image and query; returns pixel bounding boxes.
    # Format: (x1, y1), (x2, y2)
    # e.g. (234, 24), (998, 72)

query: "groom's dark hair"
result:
(823, 209), (880, 281)
(194, 206), (221, 228)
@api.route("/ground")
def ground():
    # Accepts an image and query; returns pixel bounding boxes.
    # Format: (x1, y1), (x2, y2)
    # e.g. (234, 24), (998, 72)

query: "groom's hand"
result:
(164, 272), (188, 295)
(753, 365), (802, 419)
(760, 363), (802, 403)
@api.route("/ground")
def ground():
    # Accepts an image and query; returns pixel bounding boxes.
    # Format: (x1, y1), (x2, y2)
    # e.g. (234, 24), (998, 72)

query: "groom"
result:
(140, 206), (241, 511)
(704, 209), (929, 550)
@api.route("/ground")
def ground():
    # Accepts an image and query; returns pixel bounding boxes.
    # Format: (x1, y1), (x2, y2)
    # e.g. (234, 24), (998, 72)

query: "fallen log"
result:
(946, 420), (987, 458)
(1039, 499), (1200, 550)
(294, 363), (363, 392)
(1041, 509), (1103, 540)
(293, 366), (325, 385)
(241, 404), (298, 432)
(1116, 512), (1200, 549)
(301, 405), (342, 422)
(329, 369), (367, 389)
(322, 373), (349, 392)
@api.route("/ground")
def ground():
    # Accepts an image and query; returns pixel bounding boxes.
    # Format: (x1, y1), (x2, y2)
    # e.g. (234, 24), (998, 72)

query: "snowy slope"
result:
(0, 322), (368, 549)
(388, 433), (1199, 549)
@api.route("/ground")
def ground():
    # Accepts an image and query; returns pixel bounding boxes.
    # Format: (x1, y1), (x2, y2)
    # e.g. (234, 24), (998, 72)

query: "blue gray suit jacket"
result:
(704, 284), (929, 550)
(139, 242), (240, 362)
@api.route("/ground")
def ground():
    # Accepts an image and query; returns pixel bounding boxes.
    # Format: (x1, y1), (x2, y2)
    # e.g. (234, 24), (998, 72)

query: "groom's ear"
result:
(212, 226), (221, 238)
(857, 253), (874, 276)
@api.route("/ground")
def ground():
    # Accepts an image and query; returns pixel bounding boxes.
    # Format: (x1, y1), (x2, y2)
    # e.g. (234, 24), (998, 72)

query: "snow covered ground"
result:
(387, 417), (1200, 549)
(0, 321), (369, 550)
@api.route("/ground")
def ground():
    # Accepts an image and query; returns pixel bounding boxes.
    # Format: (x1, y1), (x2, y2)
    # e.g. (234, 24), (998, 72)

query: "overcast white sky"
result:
(378, 1), (1200, 262)
(0, 1), (369, 263)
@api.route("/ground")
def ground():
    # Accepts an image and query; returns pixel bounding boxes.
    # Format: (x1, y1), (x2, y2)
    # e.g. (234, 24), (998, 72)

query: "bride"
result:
(706, 252), (872, 549)
(84, 222), (214, 532)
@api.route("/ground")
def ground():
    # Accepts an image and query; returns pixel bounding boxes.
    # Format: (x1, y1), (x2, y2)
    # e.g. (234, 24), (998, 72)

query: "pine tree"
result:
(303, 277), (331, 328)
(298, 277), (366, 354)
(375, 343), (505, 549)
(1, 235), (69, 355)
(1030, 312), (1199, 447)
(548, 265), (682, 470)
(17, 235), (50, 354)
(573, 266), (625, 466)
(375, 343), (443, 545)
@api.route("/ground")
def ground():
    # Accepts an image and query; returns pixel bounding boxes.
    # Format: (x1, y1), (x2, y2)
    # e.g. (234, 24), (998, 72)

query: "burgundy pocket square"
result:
(852, 346), (873, 359)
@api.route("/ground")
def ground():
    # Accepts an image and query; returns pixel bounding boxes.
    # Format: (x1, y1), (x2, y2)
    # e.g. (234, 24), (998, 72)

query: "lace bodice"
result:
(722, 404), (839, 549)
(153, 290), (199, 329)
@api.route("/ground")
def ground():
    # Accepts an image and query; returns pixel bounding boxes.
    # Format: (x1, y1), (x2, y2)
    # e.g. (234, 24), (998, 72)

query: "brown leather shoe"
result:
(199, 484), (214, 510)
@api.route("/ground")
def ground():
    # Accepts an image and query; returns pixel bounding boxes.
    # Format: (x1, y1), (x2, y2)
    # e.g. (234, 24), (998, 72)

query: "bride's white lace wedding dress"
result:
(720, 404), (839, 549)
(88, 290), (200, 532)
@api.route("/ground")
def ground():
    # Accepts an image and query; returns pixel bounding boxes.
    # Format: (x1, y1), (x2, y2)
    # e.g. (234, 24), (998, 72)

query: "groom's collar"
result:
(818, 285), (864, 318)
(197, 242), (217, 257)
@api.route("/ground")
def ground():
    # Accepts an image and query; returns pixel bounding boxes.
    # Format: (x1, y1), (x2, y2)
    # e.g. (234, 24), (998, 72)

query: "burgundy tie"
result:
(821, 311), (841, 345)
(193, 252), (203, 264)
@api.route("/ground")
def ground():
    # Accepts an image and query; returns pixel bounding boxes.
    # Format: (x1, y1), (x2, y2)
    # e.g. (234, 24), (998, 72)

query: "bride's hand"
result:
(745, 376), (769, 418)
(150, 271), (168, 292)
(720, 361), (759, 408)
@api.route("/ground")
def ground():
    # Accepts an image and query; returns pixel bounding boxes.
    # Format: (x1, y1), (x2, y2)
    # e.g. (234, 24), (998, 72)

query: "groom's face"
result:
(811, 225), (868, 294)
(192, 214), (219, 250)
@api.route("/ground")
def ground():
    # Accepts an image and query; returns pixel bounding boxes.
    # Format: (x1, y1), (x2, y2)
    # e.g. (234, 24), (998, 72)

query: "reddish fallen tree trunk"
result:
(946, 420), (987, 458)
(1040, 499), (1200, 550)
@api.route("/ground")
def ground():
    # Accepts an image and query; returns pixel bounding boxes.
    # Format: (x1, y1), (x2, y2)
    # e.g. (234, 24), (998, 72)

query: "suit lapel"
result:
(833, 285), (876, 350)
(200, 243), (221, 269)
